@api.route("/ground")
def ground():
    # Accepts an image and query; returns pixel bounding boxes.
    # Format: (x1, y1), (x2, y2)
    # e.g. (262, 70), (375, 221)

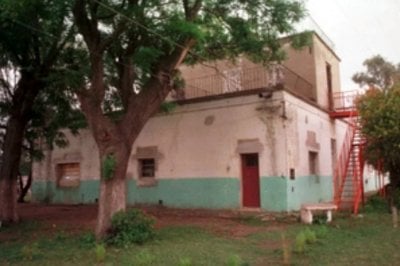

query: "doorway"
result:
(241, 153), (260, 208)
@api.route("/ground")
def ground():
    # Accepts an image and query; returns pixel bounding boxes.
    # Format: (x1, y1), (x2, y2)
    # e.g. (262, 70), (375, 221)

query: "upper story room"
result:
(169, 32), (341, 111)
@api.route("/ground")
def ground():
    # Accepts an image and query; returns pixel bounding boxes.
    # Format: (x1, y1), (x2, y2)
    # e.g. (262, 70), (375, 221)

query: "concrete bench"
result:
(300, 203), (337, 224)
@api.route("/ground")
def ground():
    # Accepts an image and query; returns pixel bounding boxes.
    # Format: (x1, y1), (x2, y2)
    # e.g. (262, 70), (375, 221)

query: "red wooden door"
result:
(241, 154), (260, 207)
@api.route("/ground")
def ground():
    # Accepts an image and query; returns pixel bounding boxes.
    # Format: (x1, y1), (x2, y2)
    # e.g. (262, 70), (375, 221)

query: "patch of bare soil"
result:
(1, 203), (296, 240)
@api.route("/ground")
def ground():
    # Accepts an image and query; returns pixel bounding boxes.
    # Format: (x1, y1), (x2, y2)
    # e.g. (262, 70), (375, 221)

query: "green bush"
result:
(303, 228), (317, 244)
(294, 231), (307, 254)
(294, 228), (318, 254)
(106, 209), (155, 246)
(94, 243), (106, 263)
(363, 194), (387, 213)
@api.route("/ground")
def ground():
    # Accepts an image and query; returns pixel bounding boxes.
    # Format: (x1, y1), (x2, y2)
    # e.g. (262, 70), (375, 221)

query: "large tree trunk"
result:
(0, 117), (28, 223)
(0, 74), (41, 223)
(72, 0), (197, 239)
(388, 167), (400, 228)
(95, 142), (131, 237)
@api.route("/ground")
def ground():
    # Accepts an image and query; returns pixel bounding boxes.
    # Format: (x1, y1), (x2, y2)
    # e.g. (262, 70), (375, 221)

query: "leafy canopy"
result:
(357, 85), (400, 177)
(74, 0), (308, 114)
(353, 55), (400, 90)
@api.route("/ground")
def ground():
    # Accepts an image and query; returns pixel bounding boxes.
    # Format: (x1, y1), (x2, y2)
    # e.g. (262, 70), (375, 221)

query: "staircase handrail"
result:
(333, 114), (357, 206)
(353, 122), (366, 214)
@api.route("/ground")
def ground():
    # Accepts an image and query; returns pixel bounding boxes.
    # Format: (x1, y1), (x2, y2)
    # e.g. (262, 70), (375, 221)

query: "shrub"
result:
(363, 194), (387, 213)
(293, 231), (307, 254)
(303, 228), (317, 244)
(94, 243), (106, 263)
(294, 228), (318, 254)
(106, 209), (155, 246)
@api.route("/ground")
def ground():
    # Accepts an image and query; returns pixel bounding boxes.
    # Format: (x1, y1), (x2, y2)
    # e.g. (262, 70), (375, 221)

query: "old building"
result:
(32, 32), (360, 211)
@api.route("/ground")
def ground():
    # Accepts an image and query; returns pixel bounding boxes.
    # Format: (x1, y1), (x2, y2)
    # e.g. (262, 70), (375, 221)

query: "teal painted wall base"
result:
(32, 178), (240, 209)
(31, 180), (100, 204)
(260, 176), (288, 211)
(287, 175), (333, 211)
(31, 175), (333, 211)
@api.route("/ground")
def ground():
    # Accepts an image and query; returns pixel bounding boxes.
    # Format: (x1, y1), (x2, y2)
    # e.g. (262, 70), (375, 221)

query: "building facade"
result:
(32, 32), (350, 211)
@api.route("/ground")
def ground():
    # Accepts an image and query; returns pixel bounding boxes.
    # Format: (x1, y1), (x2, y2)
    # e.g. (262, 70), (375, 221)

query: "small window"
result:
(309, 151), (319, 175)
(139, 158), (155, 178)
(57, 163), (80, 188)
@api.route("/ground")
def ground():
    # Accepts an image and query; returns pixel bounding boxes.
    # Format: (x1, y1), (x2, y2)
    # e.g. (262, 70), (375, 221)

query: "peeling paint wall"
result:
(283, 92), (347, 210)
(32, 91), (348, 211)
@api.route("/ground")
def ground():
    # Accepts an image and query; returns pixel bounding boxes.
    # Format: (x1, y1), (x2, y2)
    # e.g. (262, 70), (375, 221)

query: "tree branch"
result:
(183, 0), (203, 21)
(73, 0), (100, 51)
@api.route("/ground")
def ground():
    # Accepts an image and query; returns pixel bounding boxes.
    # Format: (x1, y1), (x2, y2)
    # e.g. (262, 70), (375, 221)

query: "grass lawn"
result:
(1, 205), (399, 265)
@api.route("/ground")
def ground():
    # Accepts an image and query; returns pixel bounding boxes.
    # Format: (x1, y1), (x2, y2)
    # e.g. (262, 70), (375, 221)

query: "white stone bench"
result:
(300, 203), (337, 224)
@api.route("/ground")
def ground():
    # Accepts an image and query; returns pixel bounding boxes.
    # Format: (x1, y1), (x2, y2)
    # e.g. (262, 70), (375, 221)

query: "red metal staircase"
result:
(330, 91), (365, 213)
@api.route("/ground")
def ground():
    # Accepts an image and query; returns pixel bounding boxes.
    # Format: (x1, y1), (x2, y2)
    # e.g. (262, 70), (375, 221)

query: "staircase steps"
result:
(334, 118), (365, 213)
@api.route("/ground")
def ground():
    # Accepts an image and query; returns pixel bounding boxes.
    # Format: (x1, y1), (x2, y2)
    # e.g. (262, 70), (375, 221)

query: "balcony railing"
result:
(171, 65), (314, 101)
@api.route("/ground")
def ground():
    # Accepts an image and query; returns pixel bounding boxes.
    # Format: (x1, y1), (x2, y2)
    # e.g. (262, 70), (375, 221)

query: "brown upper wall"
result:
(173, 32), (341, 109)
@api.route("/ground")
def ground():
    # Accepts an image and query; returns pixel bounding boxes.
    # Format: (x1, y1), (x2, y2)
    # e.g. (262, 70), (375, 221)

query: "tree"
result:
(352, 55), (400, 90)
(357, 85), (400, 223)
(0, 1), (74, 223)
(71, 0), (307, 238)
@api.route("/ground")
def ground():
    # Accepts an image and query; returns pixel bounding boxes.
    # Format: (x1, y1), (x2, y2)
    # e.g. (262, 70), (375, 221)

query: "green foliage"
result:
(160, 102), (177, 114)
(357, 85), (400, 184)
(101, 154), (117, 180)
(293, 228), (317, 254)
(106, 209), (155, 246)
(353, 55), (400, 89)
(314, 225), (329, 238)
(94, 243), (106, 263)
(303, 228), (317, 244)
(293, 231), (307, 254)
(78, 232), (96, 248)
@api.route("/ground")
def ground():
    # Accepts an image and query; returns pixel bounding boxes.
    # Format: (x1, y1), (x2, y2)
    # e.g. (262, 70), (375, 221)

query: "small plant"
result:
(102, 153), (117, 180)
(94, 243), (106, 263)
(21, 242), (41, 261)
(294, 231), (307, 254)
(106, 209), (155, 246)
(294, 228), (318, 254)
(303, 228), (317, 244)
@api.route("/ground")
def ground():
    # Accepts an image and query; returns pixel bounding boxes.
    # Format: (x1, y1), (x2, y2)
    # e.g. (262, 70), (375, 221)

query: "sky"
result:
(301, 0), (400, 91)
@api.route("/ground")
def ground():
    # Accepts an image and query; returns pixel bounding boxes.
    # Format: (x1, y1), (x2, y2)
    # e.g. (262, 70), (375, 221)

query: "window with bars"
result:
(139, 158), (155, 178)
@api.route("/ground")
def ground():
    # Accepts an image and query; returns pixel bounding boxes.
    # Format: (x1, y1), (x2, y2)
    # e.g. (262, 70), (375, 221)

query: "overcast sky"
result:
(301, 0), (400, 91)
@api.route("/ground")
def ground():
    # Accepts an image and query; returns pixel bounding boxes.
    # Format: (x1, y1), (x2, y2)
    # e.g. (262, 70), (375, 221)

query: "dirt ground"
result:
(11, 203), (296, 238)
